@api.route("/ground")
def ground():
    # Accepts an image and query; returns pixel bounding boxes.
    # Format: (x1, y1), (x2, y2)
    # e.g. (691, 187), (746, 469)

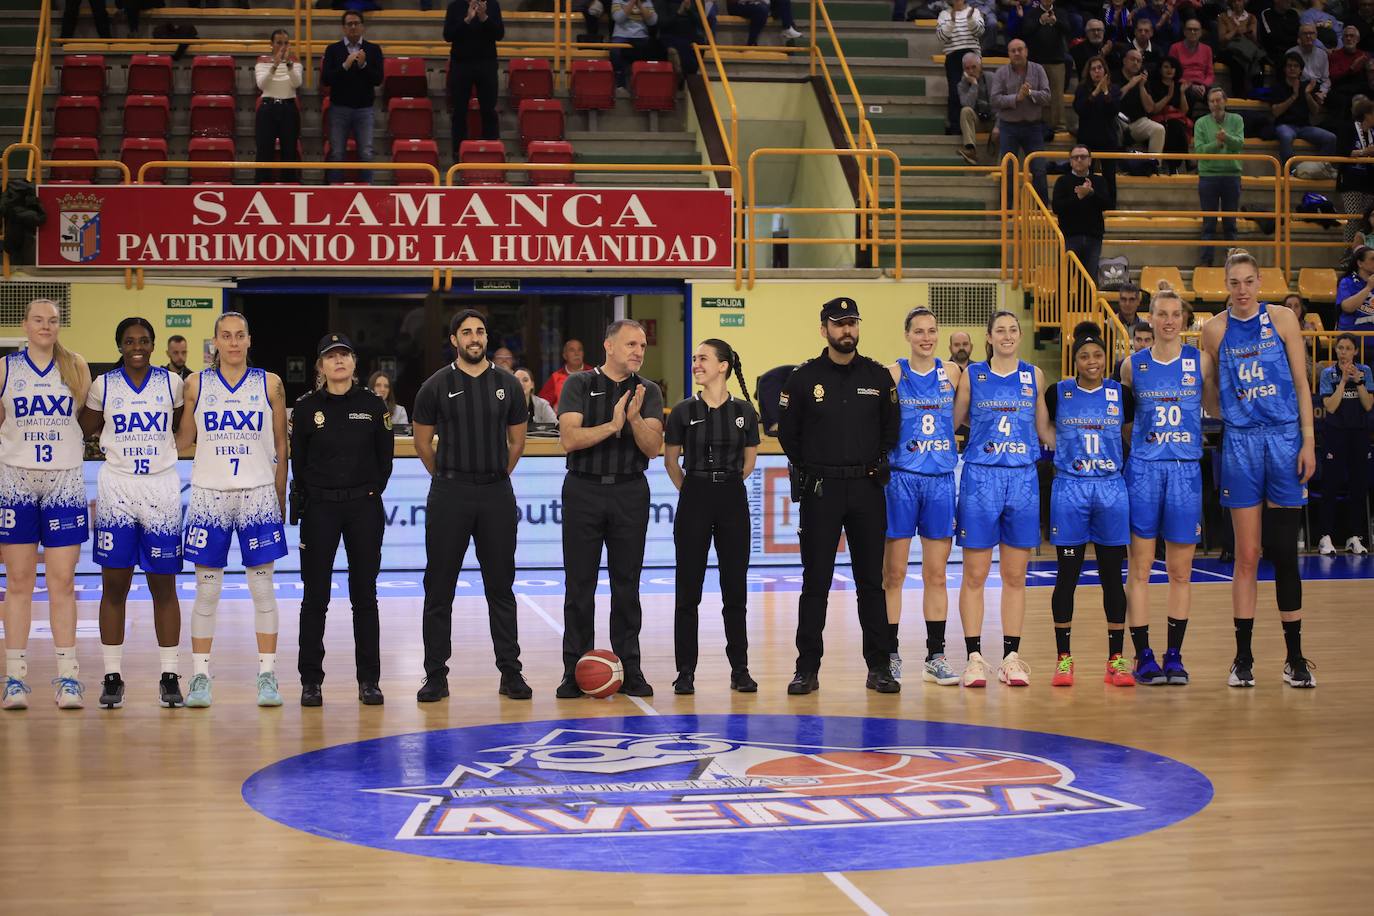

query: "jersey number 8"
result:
(921, 414), (937, 436)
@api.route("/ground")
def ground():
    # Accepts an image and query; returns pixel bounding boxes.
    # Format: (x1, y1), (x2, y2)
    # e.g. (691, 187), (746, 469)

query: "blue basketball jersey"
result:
(1218, 303), (1299, 429)
(966, 360), (1038, 467)
(1129, 344), (1203, 461)
(1053, 379), (1126, 478)
(890, 358), (957, 474)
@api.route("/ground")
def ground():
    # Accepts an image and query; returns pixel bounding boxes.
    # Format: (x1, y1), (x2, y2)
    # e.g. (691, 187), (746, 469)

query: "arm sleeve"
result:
(444, 3), (463, 42)
(1043, 383), (1059, 420)
(1028, 64), (1051, 104)
(664, 402), (685, 446)
(1318, 367), (1336, 396)
(374, 396), (394, 489)
(1364, 366), (1374, 390)
(85, 374), (104, 410)
(642, 380), (664, 420)
(777, 369), (805, 463)
(289, 396), (310, 481)
(321, 44), (342, 85)
(557, 372), (588, 418)
(255, 61), (271, 91)
(744, 403), (761, 446)
(289, 61), (303, 90)
(642, 0), (658, 26)
(990, 67), (1018, 110)
(505, 376), (529, 425)
(488, 0), (507, 40)
(412, 376), (439, 426)
(878, 369), (900, 456)
(366, 45), (385, 86)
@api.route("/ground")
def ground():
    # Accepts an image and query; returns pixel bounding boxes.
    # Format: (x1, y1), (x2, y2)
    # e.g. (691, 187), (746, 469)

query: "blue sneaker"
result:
(53, 676), (85, 709)
(2, 676), (32, 710)
(1162, 648), (1189, 685)
(185, 673), (213, 708)
(1133, 648), (1167, 685)
(256, 672), (283, 707)
(922, 654), (960, 686)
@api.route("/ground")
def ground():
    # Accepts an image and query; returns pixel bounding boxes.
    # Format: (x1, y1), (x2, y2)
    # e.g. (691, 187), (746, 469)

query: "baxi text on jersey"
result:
(202, 410), (264, 432)
(10, 395), (73, 418)
(112, 411), (168, 434)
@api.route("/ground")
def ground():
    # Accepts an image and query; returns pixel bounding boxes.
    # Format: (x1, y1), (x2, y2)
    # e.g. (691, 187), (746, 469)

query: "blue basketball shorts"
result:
(956, 462), (1041, 550)
(885, 470), (956, 540)
(1050, 474), (1130, 547)
(184, 483), (287, 569)
(1125, 459), (1202, 544)
(1220, 425), (1307, 509)
(0, 465), (88, 547)
(95, 467), (183, 574)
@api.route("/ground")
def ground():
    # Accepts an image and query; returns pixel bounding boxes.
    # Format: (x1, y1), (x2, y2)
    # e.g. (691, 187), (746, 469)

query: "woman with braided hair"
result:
(663, 339), (760, 694)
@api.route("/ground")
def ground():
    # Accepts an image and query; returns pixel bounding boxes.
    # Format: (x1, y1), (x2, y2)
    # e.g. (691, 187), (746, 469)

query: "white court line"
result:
(516, 592), (564, 635)
(823, 872), (888, 916)
(1188, 564), (1234, 582)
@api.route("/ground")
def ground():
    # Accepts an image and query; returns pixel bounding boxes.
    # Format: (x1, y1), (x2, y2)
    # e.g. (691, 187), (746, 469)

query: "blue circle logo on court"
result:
(242, 714), (1212, 873)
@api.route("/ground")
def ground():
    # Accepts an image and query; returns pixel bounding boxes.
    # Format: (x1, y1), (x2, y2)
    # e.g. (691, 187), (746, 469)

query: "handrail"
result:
(891, 159), (1015, 269)
(134, 159), (442, 184)
(1285, 156), (1368, 261)
(694, 0), (739, 169)
(20, 0), (52, 182)
(1018, 178), (1066, 332)
(304, 0), (313, 88)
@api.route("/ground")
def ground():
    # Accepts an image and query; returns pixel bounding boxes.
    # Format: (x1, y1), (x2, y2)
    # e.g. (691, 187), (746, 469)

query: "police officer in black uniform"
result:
(778, 297), (901, 695)
(412, 309), (530, 702)
(292, 333), (394, 707)
(665, 338), (760, 695)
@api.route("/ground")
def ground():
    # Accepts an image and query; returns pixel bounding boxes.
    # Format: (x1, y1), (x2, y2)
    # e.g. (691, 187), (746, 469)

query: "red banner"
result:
(36, 185), (734, 270)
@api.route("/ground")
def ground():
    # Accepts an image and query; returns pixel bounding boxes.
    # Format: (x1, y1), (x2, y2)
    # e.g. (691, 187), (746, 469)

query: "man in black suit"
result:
(445, 0), (505, 158)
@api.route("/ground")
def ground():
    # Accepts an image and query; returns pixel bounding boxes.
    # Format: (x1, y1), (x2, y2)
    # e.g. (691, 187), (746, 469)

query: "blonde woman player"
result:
(0, 299), (91, 710)
(175, 312), (289, 707)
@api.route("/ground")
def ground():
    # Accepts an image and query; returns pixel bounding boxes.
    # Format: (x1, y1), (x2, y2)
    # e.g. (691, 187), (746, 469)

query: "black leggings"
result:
(1052, 543), (1127, 625)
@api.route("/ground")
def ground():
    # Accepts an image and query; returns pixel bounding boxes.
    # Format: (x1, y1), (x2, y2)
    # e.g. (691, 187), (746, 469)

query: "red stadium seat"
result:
(392, 139), (439, 184)
(123, 94), (170, 139)
(527, 140), (574, 185)
(188, 137), (236, 183)
(60, 55), (106, 96)
(458, 140), (507, 185)
(53, 96), (102, 139)
(517, 98), (564, 152)
(467, 96), (485, 141)
(126, 54), (174, 96)
(387, 96), (433, 140)
(508, 58), (553, 105)
(189, 95), (236, 138)
(322, 96), (333, 137)
(191, 55), (237, 97)
(383, 57), (428, 101)
(121, 137), (168, 183)
(630, 61), (676, 111)
(570, 60), (614, 110)
(49, 137), (99, 182)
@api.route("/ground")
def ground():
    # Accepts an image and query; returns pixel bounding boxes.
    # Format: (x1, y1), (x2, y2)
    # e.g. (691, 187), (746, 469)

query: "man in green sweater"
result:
(1193, 86), (1247, 267)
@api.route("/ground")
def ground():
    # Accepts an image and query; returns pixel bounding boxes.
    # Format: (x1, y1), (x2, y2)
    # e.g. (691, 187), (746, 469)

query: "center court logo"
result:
(242, 715), (1212, 874)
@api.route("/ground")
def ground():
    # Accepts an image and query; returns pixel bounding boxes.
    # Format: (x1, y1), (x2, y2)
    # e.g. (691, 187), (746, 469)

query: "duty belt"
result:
(306, 485), (375, 501)
(805, 464), (870, 479)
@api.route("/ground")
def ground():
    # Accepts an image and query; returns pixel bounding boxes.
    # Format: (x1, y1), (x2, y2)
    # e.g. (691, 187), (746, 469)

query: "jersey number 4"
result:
(996, 415), (1012, 436)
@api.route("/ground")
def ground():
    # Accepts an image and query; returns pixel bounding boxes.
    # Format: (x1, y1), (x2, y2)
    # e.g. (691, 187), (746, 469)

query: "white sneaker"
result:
(53, 676), (85, 710)
(1347, 536), (1369, 556)
(2, 676), (31, 710)
(962, 651), (989, 688)
(888, 652), (902, 681)
(998, 651), (1031, 687)
(1318, 535), (1336, 556)
(781, 26), (803, 39)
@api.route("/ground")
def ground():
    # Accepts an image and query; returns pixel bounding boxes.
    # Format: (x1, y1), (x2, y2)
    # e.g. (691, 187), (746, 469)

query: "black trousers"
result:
(421, 476), (521, 681)
(796, 476), (889, 674)
(61, 0), (111, 38)
(297, 494), (384, 685)
(449, 58), (500, 153)
(1317, 426), (1371, 542)
(561, 473), (649, 677)
(673, 477), (750, 675)
(255, 100), (301, 183)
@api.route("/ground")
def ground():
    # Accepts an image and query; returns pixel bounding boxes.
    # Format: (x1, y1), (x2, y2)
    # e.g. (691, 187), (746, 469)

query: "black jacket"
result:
(290, 385), (394, 494)
(444, 0), (505, 62)
(777, 349), (899, 469)
(321, 39), (384, 108)
(1052, 170), (1113, 238)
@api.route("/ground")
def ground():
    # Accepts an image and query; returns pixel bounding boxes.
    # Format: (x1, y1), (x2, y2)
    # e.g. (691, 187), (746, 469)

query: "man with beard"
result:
(778, 297), (901, 695)
(413, 310), (531, 702)
(948, 330), (973, 368)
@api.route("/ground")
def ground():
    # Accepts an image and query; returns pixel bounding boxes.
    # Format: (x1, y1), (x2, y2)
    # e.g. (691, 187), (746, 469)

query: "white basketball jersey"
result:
(191, 367), (276, 490)
(92, 366), (182, 476)
(0, 350), (85, 470)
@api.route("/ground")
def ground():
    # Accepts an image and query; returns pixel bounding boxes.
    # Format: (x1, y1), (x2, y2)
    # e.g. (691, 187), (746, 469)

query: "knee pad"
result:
(1261, 508), (1303, 612)
(191, 567), (222, 640)
(248, 563), (279, 634)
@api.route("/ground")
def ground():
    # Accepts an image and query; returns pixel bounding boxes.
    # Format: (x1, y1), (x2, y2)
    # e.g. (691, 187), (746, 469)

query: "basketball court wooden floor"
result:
(1, 572), (1370, 915)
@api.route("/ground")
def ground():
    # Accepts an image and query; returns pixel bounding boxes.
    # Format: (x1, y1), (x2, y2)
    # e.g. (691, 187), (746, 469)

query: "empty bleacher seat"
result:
(571, 60), (614, 110)
(124, 94), (170, 139)
(189, 95), (236, 138)
(191, 55), (237, 97)
(467, 97), (486, 141)
(383, 58), (428, 101)
(458, 140), (507, 185)
(127, 55), (174, 96)
(121, 137), (168, 183)
(188, 137), (236, 183)
(630, 61), (676, 112)
(49, 137), (100, 182)
(1259, 271), (1292, 302)
(1191, 267), (1227, 302)
(527, 140), (574, 185)
(387, 97), (433, 141)
(60, 55), (106, 96)
(517, 99), (564, 151)
(53, 96), (102, 139)
(1298, 268), (1337, 303)
(392, 139), (439, 184)
(508, 58), (553, 105)
(1140, 266), (1188, 299)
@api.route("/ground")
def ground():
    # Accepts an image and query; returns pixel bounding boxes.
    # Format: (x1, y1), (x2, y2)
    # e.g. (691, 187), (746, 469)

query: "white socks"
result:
(54, 646), (79, 680)
(102, 643), (123, 677)
(5, 648), (27, 680)
(193, 653), (211, 678)
(159, 646), (179, 675)
(259, 653), (276, 675)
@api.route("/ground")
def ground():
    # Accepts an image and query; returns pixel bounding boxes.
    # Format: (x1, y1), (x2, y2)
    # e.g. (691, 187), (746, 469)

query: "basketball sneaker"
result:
(1227, 658), (1255, 688)
(185, 673), (213, 708)
(1132, 648), (1166, 685)
(99, 673), (125, 709)
(889, 652), (902, 681)
(2, 676), (31, 710)
(53, 676), (85, 709)
(257, 672), (283, 707)
(998, 652), (1030, 687)
(1317, 535), (1336, 557)
(1104, 654), (1134, 687)
(922, 654), (959, 686)
(1348, 536), (1368, 556)
(1161, 648), (1189, 685)
(1282, 657), (1317, 688)
(1051, 654), (1075, 687)
(159, 673), (185, 708)
(962, 652), (989, 688)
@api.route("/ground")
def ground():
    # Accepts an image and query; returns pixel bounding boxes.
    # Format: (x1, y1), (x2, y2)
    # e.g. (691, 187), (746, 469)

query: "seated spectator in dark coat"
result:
(1072, 19), (1117, 78)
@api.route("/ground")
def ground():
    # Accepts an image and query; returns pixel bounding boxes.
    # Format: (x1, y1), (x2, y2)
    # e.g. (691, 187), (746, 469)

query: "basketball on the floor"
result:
(575, 650), (624, 698)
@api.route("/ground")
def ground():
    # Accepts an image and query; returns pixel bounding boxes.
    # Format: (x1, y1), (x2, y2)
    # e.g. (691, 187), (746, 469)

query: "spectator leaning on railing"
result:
(938, 0), (986, 137)
(321, 10), (384, 184)
(1193, 86), (1244, 267)
(255, 29), (303, 184)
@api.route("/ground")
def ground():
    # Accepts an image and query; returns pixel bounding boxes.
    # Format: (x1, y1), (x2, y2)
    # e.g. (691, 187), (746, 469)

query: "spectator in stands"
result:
(949, 330), (973, 367)
(1170, 19), (1212, 114)
(1291, 22), (1333, 96)
(1072, 20), (1115, 77)
(1117, 48), (1168, 157)
(610, 0), (658, 94)
(1146, 55), (1193, 172)
(1352, 201), (1374, 247)
(492, 347), (515, 370)
(1280, 291), (1325, 330)
(991, 39), (1052, 201)
(658, 0), (716, 77)
(121, 0), (159, 37)
(1052, 144), (1114, 281)
(368, 370), (410, 428)
(1022, 0), (1071, 138)
(1112, 319), (1154, 379)
(538, 338), (587, 408)
(1329, 25), (1370, 117)
(1115, 281), (1146, 325)
(957, 53), (994, 163)
(322, 11), (384, 184)
(165, 335), (191, 380)
(515, 368), (559, 424)
(1135, 0), (1182, 50)
(1129, 16), (1164, 72)
(1194, 86), (1245, 266)
(1315, 332), (1372, 557)
(1272, 52), (1338, 167)
(1337, 244), (1374, 328)
(1260, 0), (1302, 65)
(1074, 56), (1122, 200)
(445, 0), (505, 156)
(1301, 0), (1343, 49)
(1357, 0), (1374, 53)
(1216, 0), (1266, 99)
(1102, 0), (1134, 45)
(1337, 97), (1374, 243)
(255, 29), (304, 184)
(729, 0), (802, 46)
(938, 0), (986, 137)
(61, 0), (112, 39)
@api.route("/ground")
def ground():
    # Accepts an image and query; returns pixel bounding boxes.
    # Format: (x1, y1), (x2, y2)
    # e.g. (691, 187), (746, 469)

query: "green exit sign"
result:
(166, 315), (193, 328)
(474, 279), (520, 291)
(719, 314), (745, 328)
(167, 297), (213, 309)
(702, 297), (745, 309)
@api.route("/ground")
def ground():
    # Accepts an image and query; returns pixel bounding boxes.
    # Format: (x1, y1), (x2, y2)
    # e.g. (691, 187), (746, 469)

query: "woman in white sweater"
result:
(254, 29), (303, 183)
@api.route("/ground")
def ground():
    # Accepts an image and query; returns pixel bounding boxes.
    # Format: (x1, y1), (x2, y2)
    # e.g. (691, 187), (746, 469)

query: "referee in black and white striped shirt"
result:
(664, 339), (760, 695)
(556, 319), (664, 698)
(412, 309), (530, 703)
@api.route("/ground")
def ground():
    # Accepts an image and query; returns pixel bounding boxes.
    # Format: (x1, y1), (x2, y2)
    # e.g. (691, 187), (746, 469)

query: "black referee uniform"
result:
(778, 299), (900, 693)
(558, 367), (664, 695)
(412, 357), (528, 700)
(292, 334), (394, 705)
(666, 393), (760, 692)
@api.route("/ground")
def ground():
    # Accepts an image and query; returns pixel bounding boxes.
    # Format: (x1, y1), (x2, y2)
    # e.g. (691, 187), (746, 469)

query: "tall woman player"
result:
(1120, 282), (1209, 685)
(175, 312), (290, 707)
(79, 317), (186, 708)
(1201, 249), (1317, 687)
(881, 307), (962, 686)
(0, 299), (91, 709)
(952, 310), (1054, 688)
